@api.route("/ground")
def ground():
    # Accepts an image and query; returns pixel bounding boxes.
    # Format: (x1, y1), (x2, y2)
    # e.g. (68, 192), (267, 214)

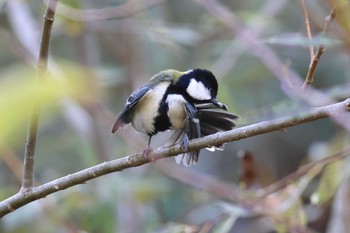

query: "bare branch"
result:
(302, 8), (336, 90)
(156, 161), (243, 202)
(194, 0), (331, 106)
(213, 0), (288, 78)
(300, 0), (315, 62)
(194, 1), (350, 133)
(21, 0), (58, 192)
(256, 145), (350, 201)
(1, 99), (349, 217)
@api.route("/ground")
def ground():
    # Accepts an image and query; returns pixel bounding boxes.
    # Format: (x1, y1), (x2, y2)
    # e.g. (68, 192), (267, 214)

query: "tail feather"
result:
(198, 109), (237, 136)
(175, 152), (198, 167)
(170, 128), (199, 166)
(200, 125), (222, 136)
(197, 108), (237, 151)
(171, 106), (237, 166)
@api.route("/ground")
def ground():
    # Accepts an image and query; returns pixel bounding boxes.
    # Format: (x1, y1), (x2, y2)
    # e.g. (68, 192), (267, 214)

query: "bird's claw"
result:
(180, 135), (190, 151)
(181, 143), (188, 151)
(142, 146), (156, 162)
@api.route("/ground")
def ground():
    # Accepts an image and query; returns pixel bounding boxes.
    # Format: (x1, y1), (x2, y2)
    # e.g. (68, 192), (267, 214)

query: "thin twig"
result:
(213, 0), (288, 78)
(1, 99), (349, 217)
(20, 0), (58, 192)
(194, 0), (331, 106)
(195, 1), (350, 132)
(156, 161), (242, 202)
(256, 145), (350, 201)
(302, 8), (336, 90)
(300, 0), (315, 62)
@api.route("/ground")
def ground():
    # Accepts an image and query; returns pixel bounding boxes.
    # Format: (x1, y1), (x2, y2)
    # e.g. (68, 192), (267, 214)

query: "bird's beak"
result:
(210, 98), (228, 110)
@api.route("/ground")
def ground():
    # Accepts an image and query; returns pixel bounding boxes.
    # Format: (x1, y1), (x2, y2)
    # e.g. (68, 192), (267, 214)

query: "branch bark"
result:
(20, 0), (58, 192)
(300, 0), (315, 63)
(194, 0), (332, 106)
(1, 99), (349, 218)
(302, 8), (336, 90)
(256, 145), (350, 201)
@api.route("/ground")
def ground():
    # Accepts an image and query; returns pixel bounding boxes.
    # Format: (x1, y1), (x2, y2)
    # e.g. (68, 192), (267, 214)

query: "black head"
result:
(175, 69), (218, 102)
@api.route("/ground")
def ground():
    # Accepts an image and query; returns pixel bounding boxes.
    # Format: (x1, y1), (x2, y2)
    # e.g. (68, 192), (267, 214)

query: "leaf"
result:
(256, 184), (307, 233)
(310, 158), (348, 205)
(273, 195), (306, 233)
(309, 133), (350, 205)
(256, 164), (325, 232)
(332, 1), (350, 32)
(0, 64), (90, 151)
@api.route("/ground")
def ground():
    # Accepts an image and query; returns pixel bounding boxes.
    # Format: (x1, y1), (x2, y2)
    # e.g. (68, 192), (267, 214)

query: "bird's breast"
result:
(166, 94), (187, 129)
(131, 82), (169, 135)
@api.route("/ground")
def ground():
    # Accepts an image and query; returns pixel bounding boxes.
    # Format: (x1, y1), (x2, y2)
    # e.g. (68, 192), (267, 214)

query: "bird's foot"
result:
(142, 146), (156, 162)
(180, 134), (190, 151)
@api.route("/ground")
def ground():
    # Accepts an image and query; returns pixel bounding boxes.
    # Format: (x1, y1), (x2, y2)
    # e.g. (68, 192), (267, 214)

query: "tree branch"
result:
(194, 0), (332, 106)
(300, 0), (315, 63)
(256, 145), (350, 201)
(1, 99), (349, 217)
(155, 161), (243, 203)
(302, 8), (336, 90)
(20, 0), (58, 192)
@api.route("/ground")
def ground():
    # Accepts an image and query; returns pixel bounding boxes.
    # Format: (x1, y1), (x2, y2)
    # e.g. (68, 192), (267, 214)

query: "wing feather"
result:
(197, 106), (238, 151)
(174, 102), (201, 166)
(111, 86), (151, 133)
(197, 108), (237, 136)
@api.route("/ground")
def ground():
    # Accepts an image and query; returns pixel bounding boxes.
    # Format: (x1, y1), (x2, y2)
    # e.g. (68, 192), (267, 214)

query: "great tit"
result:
(111, 69), (237, 166)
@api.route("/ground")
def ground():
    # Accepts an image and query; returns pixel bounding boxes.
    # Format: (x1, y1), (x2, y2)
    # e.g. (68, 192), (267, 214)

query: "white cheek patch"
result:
(186, 79), (211, 101)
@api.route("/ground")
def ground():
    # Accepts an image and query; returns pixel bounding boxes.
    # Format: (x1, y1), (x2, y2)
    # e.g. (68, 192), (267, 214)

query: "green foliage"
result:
(332, 0), (350, 32)
(0, 64), (90, 152)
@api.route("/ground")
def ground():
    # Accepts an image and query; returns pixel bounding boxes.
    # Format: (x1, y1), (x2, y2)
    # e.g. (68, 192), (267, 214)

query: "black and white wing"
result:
(174, 102), (237, 165)
(174, 102), (201, 166)
(198, 109), (237, 136)
(111, 86), (151, 133)
(197, 103), (237, 150)
(195, 103), (237, 135)
(111, 72), (175, 134)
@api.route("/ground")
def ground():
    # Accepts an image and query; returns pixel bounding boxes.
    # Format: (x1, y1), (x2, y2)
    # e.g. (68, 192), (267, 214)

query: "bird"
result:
(111, 69), (237, 166)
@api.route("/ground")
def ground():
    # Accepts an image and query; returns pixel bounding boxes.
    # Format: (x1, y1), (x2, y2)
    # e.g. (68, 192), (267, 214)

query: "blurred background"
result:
(0, 0), (350, 232)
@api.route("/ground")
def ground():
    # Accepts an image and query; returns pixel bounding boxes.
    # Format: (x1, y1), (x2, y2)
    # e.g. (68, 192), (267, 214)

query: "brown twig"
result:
(256, 145), (350, 201)
(194, 0), (331, 106)
(1, 99), (349, 217)
(302, 8), (336, 90)
(300, 0), (315, 62)
(20, 0), (58, 192)
(213, 0), (288, 78)
(195, 1), (350, 132)
(156, 161), (242, 202)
